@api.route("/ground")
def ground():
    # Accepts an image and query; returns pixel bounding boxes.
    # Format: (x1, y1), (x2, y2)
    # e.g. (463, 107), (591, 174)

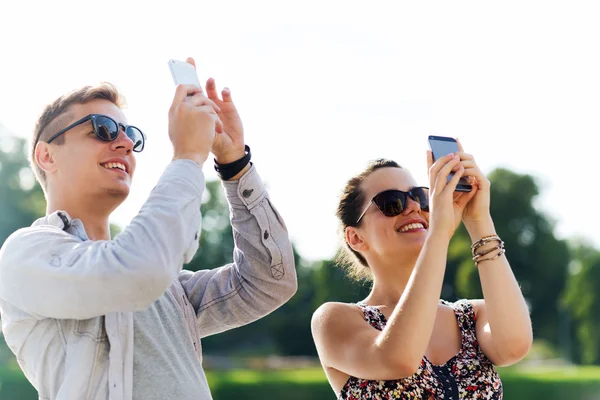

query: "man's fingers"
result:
(205, 78), (220, 101)
(205, 79), (234, 104)
(186, 57), (196, 68)
(171, 84), (203, 110)
(194, 105), (223, 133)
(221, 87), (233, 103)
(185, 93), (221, 113)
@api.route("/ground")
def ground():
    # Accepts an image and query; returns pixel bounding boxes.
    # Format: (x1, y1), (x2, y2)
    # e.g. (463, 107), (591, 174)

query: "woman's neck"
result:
(363, 261), (415, 307)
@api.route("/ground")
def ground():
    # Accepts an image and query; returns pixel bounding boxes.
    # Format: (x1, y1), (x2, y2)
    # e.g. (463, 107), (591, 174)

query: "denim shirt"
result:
(0, 160), (297, 400)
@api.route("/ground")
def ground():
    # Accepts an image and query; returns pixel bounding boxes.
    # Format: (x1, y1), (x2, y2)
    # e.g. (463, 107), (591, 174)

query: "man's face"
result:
(45, 99), (137, 202)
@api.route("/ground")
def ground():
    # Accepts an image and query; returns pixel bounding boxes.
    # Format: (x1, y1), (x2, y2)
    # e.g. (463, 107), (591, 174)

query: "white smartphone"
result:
(168, 59), (201, 87)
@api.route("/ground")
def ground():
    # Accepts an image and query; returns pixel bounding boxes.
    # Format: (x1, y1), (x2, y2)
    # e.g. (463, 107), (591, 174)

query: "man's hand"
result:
(204, 77), (245, 164)
(168, 83), (222, 166)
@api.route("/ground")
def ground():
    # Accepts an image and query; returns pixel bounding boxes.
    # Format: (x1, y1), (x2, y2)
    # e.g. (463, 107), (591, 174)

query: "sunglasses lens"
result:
(373, 188), (430, 217)
(374, 191), (406, 217)
(126, 127), (145, 152)
(411, 187), (430, 211)
(95, 116), (119, 141)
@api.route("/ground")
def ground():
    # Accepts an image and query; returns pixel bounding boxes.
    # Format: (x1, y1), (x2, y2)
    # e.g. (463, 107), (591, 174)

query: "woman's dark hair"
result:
(334, 158), (403, 281)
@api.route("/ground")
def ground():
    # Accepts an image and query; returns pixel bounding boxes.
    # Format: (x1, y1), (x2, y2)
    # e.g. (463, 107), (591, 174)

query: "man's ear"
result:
(345, 226), (368, 253)
(35, 142), (58, 174)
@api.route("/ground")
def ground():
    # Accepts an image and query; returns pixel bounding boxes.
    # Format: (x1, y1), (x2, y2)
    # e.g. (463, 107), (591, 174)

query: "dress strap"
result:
(442, 299), (480, 356)
(356, 302), (387, 331)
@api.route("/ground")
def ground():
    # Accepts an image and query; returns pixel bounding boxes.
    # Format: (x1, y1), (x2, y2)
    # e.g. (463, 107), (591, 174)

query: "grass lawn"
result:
(2, 364), (600, 399)
(205, 366), (600, 399)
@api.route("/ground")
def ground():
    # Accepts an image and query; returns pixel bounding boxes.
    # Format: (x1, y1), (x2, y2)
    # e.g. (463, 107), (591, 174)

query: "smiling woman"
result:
(311, 153), (532, 399)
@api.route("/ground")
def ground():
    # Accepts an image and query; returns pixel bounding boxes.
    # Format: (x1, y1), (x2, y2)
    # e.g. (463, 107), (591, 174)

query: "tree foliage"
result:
(0, 135), (45, 245)
(562, 242), (600, 364)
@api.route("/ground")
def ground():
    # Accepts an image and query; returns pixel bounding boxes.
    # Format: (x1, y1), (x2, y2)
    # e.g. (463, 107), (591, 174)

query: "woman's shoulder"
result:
(311, 302), (365, 333)
(312, 301), (363, 320)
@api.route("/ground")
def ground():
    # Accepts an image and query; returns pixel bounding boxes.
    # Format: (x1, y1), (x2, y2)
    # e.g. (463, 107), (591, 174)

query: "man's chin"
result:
(103, 185), (131, 201)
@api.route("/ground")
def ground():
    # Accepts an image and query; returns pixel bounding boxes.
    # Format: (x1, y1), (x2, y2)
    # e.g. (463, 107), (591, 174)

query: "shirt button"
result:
(264, 231), (269, 240)
(242, 188), (254, 198)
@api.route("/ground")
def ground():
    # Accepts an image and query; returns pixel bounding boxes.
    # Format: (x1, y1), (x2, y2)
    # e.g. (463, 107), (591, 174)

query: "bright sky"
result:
(1, 1), (599, 262)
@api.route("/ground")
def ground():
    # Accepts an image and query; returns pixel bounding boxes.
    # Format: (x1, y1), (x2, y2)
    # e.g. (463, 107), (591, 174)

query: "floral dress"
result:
(339, 300), (502, 399)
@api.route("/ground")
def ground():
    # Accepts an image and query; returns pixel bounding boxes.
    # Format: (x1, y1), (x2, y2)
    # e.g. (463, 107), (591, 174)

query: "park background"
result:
(2, 1), (600, 398)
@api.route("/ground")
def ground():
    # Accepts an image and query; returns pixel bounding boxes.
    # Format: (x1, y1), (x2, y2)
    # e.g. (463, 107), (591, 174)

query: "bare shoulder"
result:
(311, 302), (364, 337)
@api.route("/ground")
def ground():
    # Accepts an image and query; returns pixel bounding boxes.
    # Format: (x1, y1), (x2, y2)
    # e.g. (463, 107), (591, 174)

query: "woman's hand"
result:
(426, 151), (473, 240)
(453, 139), (492, 231)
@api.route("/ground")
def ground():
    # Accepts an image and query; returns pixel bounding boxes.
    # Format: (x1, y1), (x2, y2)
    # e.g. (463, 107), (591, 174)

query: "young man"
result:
(0, 60), (297, 399)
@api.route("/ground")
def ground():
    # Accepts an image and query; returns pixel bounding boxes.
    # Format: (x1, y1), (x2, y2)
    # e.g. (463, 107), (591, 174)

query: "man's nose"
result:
(110, 129), (134, 154)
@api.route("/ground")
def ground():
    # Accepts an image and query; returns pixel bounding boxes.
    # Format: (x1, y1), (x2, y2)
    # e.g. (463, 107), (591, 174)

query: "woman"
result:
(311, 143), (532, 399)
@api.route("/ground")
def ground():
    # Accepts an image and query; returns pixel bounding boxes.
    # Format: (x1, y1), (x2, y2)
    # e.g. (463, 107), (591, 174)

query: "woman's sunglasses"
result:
(46, 114), (146, 152)
(356, 187), (429, 224)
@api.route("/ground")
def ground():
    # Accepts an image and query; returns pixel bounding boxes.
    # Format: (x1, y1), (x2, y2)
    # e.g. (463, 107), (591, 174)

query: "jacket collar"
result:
(32, 210), (89, 241)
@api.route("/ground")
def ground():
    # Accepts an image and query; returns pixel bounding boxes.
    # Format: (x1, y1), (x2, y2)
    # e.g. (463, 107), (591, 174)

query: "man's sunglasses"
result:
(46, 114), (146, 152)
(356, 187), (430, 224)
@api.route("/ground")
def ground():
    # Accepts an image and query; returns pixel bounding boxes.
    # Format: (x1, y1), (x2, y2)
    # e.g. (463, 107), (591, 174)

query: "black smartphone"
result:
(427, 135), (472, 192)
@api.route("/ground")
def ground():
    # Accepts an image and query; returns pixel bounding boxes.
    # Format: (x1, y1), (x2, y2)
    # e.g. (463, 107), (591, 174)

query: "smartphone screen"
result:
(428, 135), (472, 192)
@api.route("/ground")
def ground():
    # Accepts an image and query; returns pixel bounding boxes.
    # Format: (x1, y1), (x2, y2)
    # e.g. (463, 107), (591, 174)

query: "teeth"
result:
(102, 162), (126, 172)
(399, 223), (425, 232)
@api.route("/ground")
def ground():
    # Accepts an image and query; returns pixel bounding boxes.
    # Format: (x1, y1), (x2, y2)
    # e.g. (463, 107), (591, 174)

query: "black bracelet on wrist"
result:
(214, 145), (251, 180)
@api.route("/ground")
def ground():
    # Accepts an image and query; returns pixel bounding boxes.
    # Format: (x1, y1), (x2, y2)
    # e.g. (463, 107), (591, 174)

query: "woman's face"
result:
(351, 167), (430, 267)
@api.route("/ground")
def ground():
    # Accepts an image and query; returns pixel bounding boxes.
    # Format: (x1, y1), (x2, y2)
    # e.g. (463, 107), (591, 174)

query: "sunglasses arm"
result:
(355, 200), (374, 225)
(46, 116), (92, 144)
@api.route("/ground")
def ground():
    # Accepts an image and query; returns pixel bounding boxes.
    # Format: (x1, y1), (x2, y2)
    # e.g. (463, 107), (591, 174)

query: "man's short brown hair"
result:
(31, 82), (126, 190)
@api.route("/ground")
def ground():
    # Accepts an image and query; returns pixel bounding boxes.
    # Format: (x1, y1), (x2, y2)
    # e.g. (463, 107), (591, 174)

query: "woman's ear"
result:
(345, 226), (368, 253)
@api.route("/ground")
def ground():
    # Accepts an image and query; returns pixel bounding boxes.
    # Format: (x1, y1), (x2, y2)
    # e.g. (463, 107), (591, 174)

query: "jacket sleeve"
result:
(0, 160), (204, 320)
(178, 165), (297, 338)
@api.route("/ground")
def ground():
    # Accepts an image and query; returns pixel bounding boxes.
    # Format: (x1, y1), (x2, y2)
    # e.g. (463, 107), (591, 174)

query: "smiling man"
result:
(0, 66), (297, 400)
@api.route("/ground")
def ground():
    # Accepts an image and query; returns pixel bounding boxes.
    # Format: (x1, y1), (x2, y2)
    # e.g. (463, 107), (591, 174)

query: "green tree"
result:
(0, 134), (45, 246)
(185, 180), (234, 273)
(262, 250), (317, 356)
(0, 131), (44, 373)
(267, 258), (372, 357)
(562, 241), (600, 364)
(311, 258), (371, 306)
